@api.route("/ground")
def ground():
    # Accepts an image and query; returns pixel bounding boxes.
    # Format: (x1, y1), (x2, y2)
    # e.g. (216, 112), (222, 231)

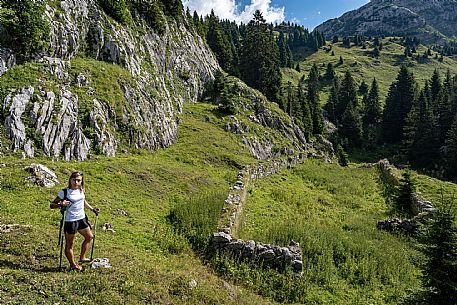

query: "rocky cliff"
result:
(0, 0), (314, 162)
(0, 0), (218, 160)
(315, 0), (457, 43)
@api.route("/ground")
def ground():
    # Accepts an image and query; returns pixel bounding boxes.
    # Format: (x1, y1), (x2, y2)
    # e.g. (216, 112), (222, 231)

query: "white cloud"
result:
(183, 0), (285, 24)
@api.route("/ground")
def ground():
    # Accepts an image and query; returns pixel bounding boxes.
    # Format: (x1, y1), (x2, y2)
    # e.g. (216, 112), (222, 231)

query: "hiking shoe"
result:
(70, 264), (83, 271)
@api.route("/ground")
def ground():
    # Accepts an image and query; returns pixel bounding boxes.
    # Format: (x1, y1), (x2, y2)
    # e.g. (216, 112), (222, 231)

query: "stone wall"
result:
(212, 155), (307, 273)
(376, 159), (435, 233)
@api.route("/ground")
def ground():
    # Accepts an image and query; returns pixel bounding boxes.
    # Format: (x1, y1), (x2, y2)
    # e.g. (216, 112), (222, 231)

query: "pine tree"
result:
(240, 10), (281, 102)
(340, 101), (363, 148)
(362, 78), (382, 147)
(298, 84), (312, 140)
(382, 66), (416, 144)
(394, 170), (415, 216)
(206, 10), (233, 72)
(324, 62), (335, 81)
(337, 71), (358, 123)
(358, 80), (369, 95)
(307, 64), (324, 134)
(419, 207), (457, 304)
(325, 77), (340, 125)
(363, 78), (382, 126)
(277, 31), (289, 68)
(403, 86), (440, 169)
(439, 70), (455, 143)
(444, 114), (457, 180)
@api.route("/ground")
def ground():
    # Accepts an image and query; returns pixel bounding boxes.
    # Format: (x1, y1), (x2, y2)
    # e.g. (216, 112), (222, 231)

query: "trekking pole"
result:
(90, 213), (98, 261)
(58, 207), (66, 271)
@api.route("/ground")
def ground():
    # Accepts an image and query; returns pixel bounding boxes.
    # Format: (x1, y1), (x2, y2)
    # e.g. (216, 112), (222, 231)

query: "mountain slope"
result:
(315, 0), (457, 43)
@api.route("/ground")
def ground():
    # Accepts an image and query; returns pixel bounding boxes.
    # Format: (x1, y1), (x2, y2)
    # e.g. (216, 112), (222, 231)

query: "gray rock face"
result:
(315, 0), (457, 43)
(1, 0), (218, 160)
(0, 48), (16, 76)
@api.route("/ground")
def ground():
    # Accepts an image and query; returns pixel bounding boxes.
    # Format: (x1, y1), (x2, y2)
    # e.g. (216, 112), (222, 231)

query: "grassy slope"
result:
(285, 38), (457, 103)
(0, 102), (273, 305)
(238, 161), (420, 304)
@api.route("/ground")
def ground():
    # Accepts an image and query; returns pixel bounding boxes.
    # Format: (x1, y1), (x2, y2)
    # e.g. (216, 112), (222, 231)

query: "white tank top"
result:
(58, 188), (85, 222)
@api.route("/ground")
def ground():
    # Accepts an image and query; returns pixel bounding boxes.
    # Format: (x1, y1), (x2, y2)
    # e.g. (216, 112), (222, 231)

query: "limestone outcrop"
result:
(1, 0), (218, 160)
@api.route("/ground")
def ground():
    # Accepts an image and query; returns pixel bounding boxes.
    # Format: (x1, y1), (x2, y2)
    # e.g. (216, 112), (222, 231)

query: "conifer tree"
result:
(419, 207), (457, 304)
(324, 62), (335, 81)
(444, 114), (457, 180)
(439, 70), (455, 143)
(298, 84), (313, 140)
(340, 101), (363, 148)
(337, 71), (358, 123)
(307, 64), (324, 134)
(240, 10), (281, 102)
(325, 77), (340, 125)
(206, 10), (233, 72)
(362, 78), (382, 147)
(363, 78), (382, 126)
(394, 170), (415, 216)
(403, 87), (440, 169)
(382, 66), (416, 144)
(277, 31), (289, 68)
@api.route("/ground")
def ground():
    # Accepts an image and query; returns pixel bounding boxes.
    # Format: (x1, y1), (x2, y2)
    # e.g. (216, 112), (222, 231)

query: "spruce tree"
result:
(206, 11), (233, 72)
(444, 114), (457, 180)
(403, 87), (440, 169)
(298, 84), (313, 140)
(340, 101), (363, 148)
(337, 71), (358, 123)
(325, 77), (340, 125)
(382, 66), (416, 144)
(363, 78), (382, 126)
(324, 62), (335, 81)
(307, 64), (324, 134)
(240, 10), (281, 102)
(362, 78), (382, 147)
(419, 207), (457, 304)
(394, 170), (415, 216)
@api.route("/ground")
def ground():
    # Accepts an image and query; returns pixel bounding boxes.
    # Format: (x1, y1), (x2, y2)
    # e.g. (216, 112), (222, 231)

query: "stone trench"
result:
(211, 154), (309, 273)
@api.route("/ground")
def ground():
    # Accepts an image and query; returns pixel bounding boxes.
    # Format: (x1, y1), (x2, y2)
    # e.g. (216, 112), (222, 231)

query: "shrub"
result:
(97, 0), (131, 25)
(0, 0), (50, 62)
(129, 0), (166, 34)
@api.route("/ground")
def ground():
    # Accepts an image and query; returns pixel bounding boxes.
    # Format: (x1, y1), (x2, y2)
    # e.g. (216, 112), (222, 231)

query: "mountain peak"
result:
(315, 0), (457, 43)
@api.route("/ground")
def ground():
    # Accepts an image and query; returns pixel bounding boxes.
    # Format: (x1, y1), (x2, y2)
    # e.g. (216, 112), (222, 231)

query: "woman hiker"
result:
(50, 171), (99, 271)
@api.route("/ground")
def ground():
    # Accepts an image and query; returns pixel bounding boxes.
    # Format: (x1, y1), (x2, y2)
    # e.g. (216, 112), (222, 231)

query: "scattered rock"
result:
(112, 209), (129, 216)
(102, 222), (116, 234)
(24, 163), (59, 187)
(0, 224), (32, 233)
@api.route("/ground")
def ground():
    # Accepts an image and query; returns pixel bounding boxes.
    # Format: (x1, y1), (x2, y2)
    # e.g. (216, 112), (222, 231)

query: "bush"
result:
(97, 0), (131, 25)
(129, 0), (166, 34)
(0, 0), (50, 62)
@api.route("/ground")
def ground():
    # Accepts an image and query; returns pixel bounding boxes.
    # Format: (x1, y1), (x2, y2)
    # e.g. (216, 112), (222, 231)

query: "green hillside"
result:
(284, 38), (457, 102)
(2, 98), (456, 304)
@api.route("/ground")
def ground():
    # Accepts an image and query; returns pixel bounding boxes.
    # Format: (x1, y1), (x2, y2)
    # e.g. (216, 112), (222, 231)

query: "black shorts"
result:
(64, 217), (91, 234)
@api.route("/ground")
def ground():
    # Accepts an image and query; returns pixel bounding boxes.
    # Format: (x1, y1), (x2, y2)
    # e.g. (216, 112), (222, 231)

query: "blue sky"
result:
(268, 0), (370, 29)
(184, 0), (370, 30)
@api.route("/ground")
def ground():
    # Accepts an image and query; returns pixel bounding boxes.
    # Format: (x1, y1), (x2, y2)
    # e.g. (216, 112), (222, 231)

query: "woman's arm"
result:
(50, 196), (69, 209)
(84, 200), (99, 215)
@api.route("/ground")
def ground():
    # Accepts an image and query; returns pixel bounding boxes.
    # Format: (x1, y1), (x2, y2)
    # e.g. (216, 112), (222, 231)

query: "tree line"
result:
(187, 9), (325, 103)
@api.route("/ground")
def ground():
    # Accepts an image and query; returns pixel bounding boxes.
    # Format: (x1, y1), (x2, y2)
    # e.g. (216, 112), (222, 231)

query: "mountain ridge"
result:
(315, 0), (457, 43)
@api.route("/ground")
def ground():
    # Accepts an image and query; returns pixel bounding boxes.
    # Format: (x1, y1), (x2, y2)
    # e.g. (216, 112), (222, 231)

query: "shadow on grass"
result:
(0, 259), (62, 273)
